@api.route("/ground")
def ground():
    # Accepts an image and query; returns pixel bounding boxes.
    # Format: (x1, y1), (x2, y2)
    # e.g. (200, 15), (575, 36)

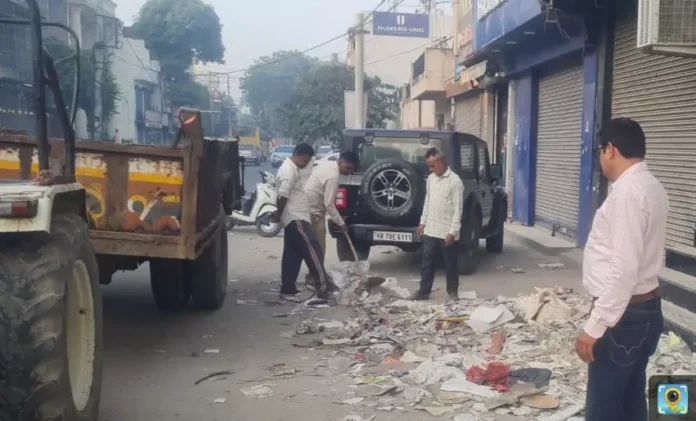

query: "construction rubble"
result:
(281, 262), (696, 421)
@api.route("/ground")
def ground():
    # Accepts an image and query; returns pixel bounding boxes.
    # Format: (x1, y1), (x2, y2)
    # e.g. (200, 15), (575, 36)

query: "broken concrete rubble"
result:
(284, 270), (696, 420)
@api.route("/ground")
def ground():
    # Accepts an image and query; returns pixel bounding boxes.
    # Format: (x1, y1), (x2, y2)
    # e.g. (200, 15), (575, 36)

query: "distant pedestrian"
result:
(273, 143), (337, 301)
(578, 118), (668, 421)
(112, 129), (121, 144)
(410, 147), (464, 302)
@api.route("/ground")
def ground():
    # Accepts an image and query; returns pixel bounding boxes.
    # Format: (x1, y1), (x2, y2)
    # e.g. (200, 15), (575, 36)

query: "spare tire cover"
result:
(360, 158), (426, 225)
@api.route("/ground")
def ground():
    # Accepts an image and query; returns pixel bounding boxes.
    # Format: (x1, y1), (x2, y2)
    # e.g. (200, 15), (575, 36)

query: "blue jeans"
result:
(585, 298), (663, 421)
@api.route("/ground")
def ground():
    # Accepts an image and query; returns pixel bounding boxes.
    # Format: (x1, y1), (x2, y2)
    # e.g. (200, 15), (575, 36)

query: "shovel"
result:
(342, 231), (385, 289)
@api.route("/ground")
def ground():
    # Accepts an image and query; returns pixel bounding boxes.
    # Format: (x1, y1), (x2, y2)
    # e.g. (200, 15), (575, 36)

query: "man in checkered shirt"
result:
(410, 147), (465, 302)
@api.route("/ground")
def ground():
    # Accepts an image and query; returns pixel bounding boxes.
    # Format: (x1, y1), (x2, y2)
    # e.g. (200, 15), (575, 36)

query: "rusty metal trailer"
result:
(0, 109), (242, 311)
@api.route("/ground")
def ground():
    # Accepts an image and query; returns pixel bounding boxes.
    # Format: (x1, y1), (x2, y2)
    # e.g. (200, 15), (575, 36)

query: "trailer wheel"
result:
(0, 214), (103, 421)
(190, 209), (229, 310)
(149, 259), (190, 312)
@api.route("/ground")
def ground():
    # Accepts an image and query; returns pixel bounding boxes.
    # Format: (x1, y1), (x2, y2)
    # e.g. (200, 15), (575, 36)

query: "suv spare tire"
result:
(360, 158), (425, 225)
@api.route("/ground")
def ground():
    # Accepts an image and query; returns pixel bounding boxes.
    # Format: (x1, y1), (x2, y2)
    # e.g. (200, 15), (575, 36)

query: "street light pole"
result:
(354, 12), (365, 129)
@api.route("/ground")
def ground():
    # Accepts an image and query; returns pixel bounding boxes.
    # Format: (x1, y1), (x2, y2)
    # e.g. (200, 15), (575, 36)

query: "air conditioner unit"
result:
(637, 0), (696, 57)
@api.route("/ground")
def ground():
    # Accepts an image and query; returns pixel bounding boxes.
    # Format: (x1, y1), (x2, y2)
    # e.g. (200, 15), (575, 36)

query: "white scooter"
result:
(228, 170), (282, 237)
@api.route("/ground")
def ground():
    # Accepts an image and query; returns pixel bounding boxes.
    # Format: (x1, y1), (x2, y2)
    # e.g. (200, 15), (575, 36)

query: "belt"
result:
(591, 287), (659, 305)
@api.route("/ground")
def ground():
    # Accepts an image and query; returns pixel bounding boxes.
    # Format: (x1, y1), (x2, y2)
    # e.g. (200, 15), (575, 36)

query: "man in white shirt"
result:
(410, 148), (464, 302)
(578, 118), (667, 421)
(304, 151), (359, 259)
(274, 143), (336, 300)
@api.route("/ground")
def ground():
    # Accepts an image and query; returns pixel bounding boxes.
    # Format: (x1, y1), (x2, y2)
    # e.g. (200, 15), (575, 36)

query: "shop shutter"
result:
(454, 93), (482, 138)
(535, 61), (584, 237)
(613, 16), (696, 249)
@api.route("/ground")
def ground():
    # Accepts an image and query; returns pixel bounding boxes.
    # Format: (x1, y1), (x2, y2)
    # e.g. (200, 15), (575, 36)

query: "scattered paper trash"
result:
(241, 384), (274, 399)
(466, 305), (516, 333)
(538, 262), (564, 270)
(212, 398), (226, 404)
(459, 291), (478, 300)
(204, 349), (220, 354)
(236, 299), (258, 305)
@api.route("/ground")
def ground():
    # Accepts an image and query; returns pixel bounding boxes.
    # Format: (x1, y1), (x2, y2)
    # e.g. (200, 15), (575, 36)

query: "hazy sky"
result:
(115, 0), (426, 99)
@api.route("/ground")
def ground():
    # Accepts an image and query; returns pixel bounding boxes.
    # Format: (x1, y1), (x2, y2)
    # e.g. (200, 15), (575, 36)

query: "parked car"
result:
(319, 152), (340, 162)
(328, 129), (507, 275)
(317, 145), (333, 159)
(239, 144), (261, 166)
(270, 145), (294, 168)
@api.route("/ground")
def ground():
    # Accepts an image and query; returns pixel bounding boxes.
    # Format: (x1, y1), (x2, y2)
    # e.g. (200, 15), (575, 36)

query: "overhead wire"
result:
(365, 35), (452, 66)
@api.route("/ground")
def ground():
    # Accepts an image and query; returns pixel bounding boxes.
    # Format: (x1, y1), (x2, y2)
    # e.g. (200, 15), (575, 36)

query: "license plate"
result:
(373, 231), (413, 242)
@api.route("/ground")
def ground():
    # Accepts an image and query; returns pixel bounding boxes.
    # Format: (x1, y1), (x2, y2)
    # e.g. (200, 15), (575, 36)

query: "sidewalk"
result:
(504, 223), (583, 270)
(505, 223), (696, 350)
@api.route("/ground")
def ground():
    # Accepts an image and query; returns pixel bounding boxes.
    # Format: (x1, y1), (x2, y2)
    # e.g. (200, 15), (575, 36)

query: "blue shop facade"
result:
(454, 0), (696, 253)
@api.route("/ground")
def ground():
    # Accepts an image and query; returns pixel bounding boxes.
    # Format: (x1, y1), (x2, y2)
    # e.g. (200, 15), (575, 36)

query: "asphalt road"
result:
(98, 222), (583, 421)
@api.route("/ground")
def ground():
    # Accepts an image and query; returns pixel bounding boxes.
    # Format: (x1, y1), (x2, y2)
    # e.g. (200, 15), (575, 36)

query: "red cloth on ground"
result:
(466, 362), (510, 392)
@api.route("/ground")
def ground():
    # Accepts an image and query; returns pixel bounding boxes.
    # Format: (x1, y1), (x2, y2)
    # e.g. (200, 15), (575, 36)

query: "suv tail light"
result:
(335, 188), (347, 209)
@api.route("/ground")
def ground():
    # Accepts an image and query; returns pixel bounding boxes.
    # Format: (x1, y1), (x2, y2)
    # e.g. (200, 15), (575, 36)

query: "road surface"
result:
(98, 222), (583, 421)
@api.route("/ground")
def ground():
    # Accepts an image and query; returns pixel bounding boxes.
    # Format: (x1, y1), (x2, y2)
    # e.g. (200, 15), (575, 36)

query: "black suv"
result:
(328, 129), (507, 275)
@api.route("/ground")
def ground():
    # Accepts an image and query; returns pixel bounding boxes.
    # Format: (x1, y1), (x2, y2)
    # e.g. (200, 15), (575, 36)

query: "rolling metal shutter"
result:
(454, 94), (482, 137)
(535, 62), (584, 237)
(613, 16), (696, 249)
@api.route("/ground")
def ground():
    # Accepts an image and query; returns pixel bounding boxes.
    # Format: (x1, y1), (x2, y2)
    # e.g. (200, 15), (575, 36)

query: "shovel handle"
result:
(342, 231), (361, 262)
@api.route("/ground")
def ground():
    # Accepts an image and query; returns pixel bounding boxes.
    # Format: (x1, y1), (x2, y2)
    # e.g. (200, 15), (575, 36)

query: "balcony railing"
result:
(409, 48), (454, 101)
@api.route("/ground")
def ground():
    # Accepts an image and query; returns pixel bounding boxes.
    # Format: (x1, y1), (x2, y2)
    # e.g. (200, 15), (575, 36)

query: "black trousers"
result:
(281, 220), (331, 295)
(419, 235), (459, 296)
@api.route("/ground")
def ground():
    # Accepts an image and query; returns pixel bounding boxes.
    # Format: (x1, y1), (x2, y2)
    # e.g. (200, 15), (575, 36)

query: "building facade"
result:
(108, 36), (168, 145)
(347, 9), (453, 130)
(446, 0), (696, 343)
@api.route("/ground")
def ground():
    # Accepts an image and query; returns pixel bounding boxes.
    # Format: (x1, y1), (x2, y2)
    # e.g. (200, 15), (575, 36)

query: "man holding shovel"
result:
(303, 151), (359, 289)
(272, 143), (337, 302)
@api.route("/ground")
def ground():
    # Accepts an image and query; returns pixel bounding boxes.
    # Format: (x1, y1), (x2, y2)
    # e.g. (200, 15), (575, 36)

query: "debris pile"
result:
(285, 279), (696, 420)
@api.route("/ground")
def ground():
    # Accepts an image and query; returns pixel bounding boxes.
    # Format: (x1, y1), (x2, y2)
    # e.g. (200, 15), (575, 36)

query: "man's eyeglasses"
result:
(594, 144), (608, 158)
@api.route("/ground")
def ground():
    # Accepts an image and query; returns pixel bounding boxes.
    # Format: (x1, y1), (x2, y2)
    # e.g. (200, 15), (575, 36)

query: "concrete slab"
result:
(662, 300), (696, 351)
(504, 224), (577, 254)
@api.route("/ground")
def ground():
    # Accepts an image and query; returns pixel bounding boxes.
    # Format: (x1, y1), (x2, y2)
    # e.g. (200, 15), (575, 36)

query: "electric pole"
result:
(354, 12), (365, 129)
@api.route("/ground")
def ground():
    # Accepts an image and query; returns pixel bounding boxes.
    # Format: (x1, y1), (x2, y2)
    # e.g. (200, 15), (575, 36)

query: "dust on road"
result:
(98, 227), (584, 421)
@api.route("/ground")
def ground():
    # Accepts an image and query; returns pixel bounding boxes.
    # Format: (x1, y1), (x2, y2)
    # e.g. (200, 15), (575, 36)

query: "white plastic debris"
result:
(213, 398), (226, 404)
(204, 349), (220, 354)
(515, 288), (574, 324)
(459, 291), (478, 300)
(411, 360), (467, 386)
(240, 384), (274, 399)
(538, 262), (565, 270)
(441, 378), (498, 398)
(383, 277), (411, 299)
(466, 305), (516, 333)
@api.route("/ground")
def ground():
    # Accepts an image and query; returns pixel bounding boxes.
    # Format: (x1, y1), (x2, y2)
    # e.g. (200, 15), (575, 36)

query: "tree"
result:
(44, 38), (122, 137)
(132, 0), (225, 78)
(279, 63), (400, 144)
(240, 51), (316, 136)
(132, 0), (224, 109)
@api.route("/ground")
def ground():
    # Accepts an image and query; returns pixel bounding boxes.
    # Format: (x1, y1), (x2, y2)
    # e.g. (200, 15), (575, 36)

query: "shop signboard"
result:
(372, 12), (430, 38)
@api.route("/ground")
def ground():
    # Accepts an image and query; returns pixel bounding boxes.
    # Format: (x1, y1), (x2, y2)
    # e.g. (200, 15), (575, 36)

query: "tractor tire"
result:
(149, 258), (190, 312)
(189, 208), (229, 310)
(0, 214), (103, 421)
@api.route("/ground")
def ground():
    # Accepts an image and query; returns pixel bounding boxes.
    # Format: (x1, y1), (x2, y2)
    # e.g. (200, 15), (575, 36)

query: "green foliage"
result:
(279, 62), (400, 144)
(44, 38), (121, 133)
(168, 78), (210, 108)
(240, 51), (317, 136)
(132, 0), (225, 78)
